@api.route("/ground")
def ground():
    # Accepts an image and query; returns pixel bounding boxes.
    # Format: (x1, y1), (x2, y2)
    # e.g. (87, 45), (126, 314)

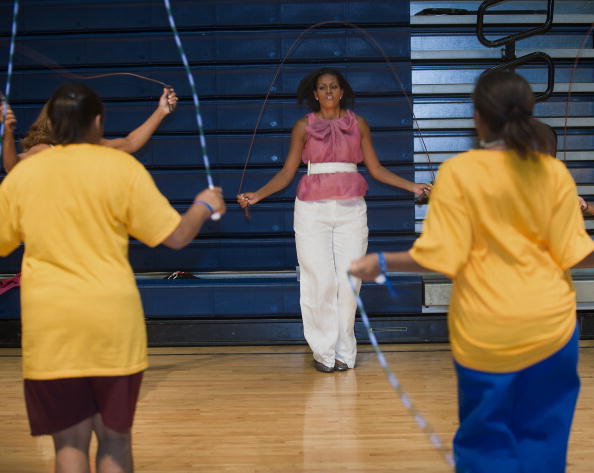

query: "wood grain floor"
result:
(1, 342), (594, 472)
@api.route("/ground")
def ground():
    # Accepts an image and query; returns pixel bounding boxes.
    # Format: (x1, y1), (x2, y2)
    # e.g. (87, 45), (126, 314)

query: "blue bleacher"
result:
(2, 0), (593, 344)
(0, 0), (422, 344)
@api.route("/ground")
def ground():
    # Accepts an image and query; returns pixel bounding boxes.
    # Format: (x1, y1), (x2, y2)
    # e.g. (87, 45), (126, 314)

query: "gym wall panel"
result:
(0, 0), (417, 332)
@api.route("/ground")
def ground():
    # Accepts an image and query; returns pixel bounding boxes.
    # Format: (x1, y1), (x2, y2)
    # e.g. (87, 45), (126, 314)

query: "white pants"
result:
(294, 197), (368, 369)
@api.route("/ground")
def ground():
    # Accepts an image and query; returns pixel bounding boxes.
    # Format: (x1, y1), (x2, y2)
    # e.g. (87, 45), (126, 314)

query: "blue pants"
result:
(454, 328), (580, 473)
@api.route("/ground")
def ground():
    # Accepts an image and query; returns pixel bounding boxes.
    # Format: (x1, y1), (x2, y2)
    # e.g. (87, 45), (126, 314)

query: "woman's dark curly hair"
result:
(20, 103), (54, 152)
(296, 68), (355, 112)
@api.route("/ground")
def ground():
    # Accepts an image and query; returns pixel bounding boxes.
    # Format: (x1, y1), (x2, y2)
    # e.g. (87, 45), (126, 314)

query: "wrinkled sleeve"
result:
(409, 160), (472, 279)
(125, 166), (182, 248)
(0, 181), (21, 256)
(548, 163), (594, 269)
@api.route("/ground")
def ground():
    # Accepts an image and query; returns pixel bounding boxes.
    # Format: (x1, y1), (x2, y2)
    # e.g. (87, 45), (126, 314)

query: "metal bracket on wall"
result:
(477, 0), (555, 102)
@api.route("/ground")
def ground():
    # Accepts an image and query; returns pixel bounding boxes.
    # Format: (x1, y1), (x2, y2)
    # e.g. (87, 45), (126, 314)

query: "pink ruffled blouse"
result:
(296, 109), (368, 201)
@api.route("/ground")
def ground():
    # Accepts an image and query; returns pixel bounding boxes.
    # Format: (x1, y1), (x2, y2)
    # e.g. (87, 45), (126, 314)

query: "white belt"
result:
(307, 162), (357, 175)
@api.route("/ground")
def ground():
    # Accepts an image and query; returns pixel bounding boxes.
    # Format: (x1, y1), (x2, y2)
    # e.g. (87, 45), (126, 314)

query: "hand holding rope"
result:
(0, 0), (19, 160)
(374, 252), (397, 296)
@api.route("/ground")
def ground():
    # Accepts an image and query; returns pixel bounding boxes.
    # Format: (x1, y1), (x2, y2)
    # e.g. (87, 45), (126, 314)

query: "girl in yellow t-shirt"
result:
(0, 83), (225, 473)
(350, 71), (594, 473)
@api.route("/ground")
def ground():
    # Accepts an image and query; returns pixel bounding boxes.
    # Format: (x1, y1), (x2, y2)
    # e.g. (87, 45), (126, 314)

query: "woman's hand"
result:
(159, 87), (178, 115)
(412, 182), (432, 198)
(578, 196), (588, 212)
(236, 192), (261, 209)
(349, 253), (381, 281)
(0, 103), (16, 132)
(195, 187), (226, 216)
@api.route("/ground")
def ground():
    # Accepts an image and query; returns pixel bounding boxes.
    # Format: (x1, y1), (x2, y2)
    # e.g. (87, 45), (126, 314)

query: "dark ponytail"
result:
(473, 70), (555, 159)
(46, 83), (103, 145)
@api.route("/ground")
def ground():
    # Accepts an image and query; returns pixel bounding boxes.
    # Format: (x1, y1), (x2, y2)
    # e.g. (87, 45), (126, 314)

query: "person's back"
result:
(350, 70), (594, 473)
(11, 144), (172, 284)
(427, 148), (582, 372)
(0, 82), (225, 473)
(2, 143), (180, 379)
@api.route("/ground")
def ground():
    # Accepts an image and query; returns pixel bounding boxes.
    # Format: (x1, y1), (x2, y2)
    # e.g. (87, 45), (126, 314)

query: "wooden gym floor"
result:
(1, 342), (594, 472)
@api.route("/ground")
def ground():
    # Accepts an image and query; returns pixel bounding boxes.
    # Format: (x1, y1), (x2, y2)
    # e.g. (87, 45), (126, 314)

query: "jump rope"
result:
(162, 0), (220, 220)
(2, 0), (592, 468)
(348, 265), (455, 468)
(236, 19), (437, 219)
(0, 0), (19, 159)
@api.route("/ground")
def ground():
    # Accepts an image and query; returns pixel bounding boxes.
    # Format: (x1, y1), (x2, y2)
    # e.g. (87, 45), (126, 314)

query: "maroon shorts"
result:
(24, 371), (143, 436)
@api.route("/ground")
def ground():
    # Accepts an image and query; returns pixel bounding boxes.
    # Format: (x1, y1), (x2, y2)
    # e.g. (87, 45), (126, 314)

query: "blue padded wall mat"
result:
(6, 63), (412, 102)
(9, 97), (412, 136)
(0, 287), (19, 320)
(0, 235), (416, 274)
(0, 1), (410, 34)
(11, 29), (410, 68)
(149, 167), (416, 201)
(135, 131), (413, 168)
(0, 274), (421, 320)
(0, 0), (414, 334)
(138, 275), (422, 318)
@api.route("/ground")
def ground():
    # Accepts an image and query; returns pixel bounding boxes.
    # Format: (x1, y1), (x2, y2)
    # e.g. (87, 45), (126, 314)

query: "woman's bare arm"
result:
(237, 118), (307, 207)
(358, 115), (430, 197)
(100, 88), (177, 154)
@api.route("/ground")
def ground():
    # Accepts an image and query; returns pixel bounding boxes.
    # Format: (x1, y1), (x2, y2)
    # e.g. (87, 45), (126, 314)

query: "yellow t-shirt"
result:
(410, 149), (594, 373)
(0, 144), (182, 379)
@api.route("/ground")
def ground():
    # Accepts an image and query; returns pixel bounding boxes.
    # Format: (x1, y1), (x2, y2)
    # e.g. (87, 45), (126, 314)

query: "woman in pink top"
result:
(238, 68), (430, 373)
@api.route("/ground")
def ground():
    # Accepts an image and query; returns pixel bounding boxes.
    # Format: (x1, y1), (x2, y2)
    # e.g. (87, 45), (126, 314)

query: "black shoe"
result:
(313, 360), (334, 373)
(164, 271), (199, 279)
(334, 360), (349, 371)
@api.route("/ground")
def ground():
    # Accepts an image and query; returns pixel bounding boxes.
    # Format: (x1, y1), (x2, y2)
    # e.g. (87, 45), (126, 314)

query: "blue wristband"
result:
(377, 252), (388, 275)
(194, 199), (213, 214)
(376, 252), (397, 296)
